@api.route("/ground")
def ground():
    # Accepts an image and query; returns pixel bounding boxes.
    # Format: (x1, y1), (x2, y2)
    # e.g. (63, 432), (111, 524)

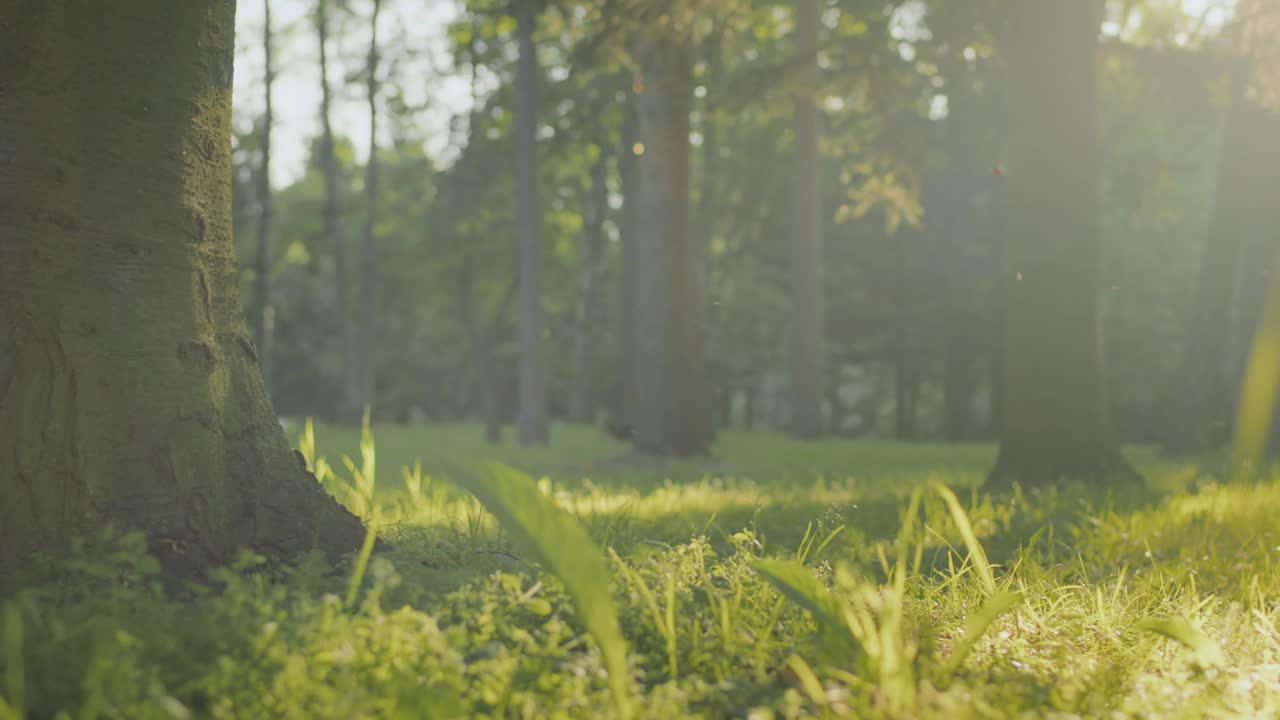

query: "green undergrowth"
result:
(2, 424), (1278, 719)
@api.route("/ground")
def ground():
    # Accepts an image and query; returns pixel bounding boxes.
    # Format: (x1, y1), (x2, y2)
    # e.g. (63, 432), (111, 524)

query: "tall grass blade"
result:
(935, 483), (996, 594)
(454, 462), (632, 719)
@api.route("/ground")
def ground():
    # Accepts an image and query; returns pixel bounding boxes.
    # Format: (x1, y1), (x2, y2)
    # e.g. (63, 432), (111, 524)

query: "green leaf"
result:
(453, 462), (632, 719)
(1140, 616), (1225, 669)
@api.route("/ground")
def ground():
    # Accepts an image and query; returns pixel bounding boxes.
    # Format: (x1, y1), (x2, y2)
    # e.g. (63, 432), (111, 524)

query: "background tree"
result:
(357, 0), (383, 415)
(315, 0), (360, 422)
(788, 0), (827, 440)
(988, 0), (1137, 486)
(251, 0), (277, 396)
(515, 0), (551, 445)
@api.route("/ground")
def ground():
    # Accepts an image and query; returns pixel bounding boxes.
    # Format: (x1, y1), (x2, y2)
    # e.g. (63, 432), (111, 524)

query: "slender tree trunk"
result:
(989, 0), (1137, 487)
(515, 2), (549, 445)
(1164, 69), (1267, 454)
(316, 0), (357, 424)
(632, 37), (706, 457)
(357, 0), (381, 417)
(789, 0), (826, 440)
(0, 0), (367, 585)
(569, 142), (610, 423)
(611, 89), (641, 439)
(455, 254), (478, 414)
(252, 0), (276, 397)
(894, 357), (917, 440)
(694, 33), (723, 447)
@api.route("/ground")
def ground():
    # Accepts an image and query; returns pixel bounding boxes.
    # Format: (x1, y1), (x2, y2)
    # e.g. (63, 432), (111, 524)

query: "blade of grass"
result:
(453, 462), (632, 719)
(935, 483), (996, 594)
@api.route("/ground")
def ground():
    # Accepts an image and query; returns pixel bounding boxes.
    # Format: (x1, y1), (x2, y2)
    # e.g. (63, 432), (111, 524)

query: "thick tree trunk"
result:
(515, 3), (550, 445)
(632, 37), (707, 457)
(568, 143), (610, 424)
(0, 0), (367, 584)
(788, 0), (827, 440)
(357, 0), (382, 418)
(1164, 72), (1268, 454)
(252, 0), (276, 397)
(316, 0), (358, 424)
(989, 0), (1137, 487)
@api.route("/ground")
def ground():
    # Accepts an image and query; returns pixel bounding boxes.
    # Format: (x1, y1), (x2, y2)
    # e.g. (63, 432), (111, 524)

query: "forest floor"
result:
(5, 424), (1280, 719)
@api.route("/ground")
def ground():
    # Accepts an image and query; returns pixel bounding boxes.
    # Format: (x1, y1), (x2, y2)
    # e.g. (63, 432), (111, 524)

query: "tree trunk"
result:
(611, 89), (641, 439)
(632, 37), (707, 457)
(941, 332), (975, 441)
(0, 0), (367, 584)
(1164, 70), (1268, 454)
(316, 0), (358, 424)
(989, 0), (1137, 487)
(568, 142), (610, 424)
(694, 33), (724, 447)
(788, 0), (826, 440)
(515, 2), (549, 445)
(252, 0), (276, 397)
(478, 275), (519, 444)
(357, 0), (381, 418)
(894, 358), (917, 441)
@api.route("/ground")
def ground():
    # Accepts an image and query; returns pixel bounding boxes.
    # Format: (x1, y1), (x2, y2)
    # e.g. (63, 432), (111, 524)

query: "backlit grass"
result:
(2, 424), (1276, 719)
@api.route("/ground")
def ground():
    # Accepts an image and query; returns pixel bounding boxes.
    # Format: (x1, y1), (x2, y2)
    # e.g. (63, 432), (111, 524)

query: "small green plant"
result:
(754, 485), (1023, 714)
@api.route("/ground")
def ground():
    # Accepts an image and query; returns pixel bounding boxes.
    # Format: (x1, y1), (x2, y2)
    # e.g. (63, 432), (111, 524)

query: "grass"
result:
(2, 422), (1277, 719)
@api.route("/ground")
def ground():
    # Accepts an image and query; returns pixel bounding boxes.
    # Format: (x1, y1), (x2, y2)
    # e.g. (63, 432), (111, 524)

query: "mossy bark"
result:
(988, 0), (1138, 488)
(0, 0), (368, 583)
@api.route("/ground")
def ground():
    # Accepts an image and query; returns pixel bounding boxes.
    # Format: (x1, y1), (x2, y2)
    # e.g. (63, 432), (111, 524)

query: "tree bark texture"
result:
(0, 0), (367, 583)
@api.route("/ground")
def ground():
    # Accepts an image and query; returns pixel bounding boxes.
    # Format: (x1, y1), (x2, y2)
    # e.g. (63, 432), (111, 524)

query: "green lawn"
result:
(5, 423), (1276, 719)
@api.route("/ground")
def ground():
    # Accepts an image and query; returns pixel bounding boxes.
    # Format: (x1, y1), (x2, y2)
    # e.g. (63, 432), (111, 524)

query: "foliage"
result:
(6, 426), (1280, 718)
